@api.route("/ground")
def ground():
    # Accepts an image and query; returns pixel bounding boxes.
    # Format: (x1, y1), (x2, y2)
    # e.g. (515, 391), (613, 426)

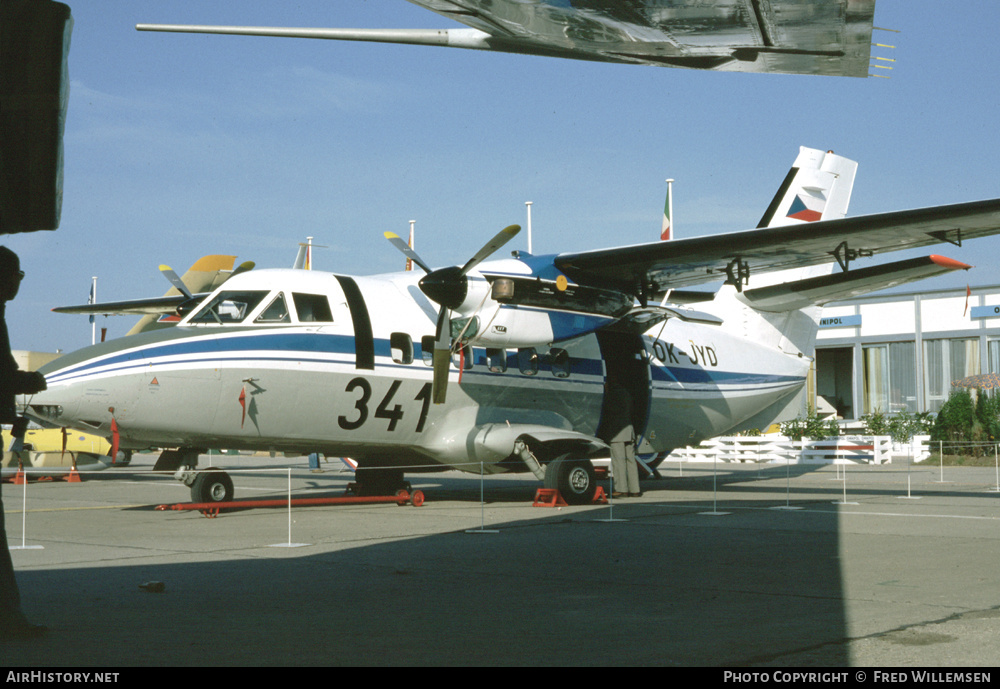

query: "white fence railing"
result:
(664, 435), (930, 465)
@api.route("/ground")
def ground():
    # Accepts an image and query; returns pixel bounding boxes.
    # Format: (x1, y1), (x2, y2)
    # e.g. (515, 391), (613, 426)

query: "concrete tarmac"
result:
(3, 455), (1000, 667)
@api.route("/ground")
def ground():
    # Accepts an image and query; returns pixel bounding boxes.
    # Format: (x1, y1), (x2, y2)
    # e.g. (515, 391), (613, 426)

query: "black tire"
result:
(354, 467), (406, 496)
(544, 457), (597, 505)
(190, 468), (234, 503)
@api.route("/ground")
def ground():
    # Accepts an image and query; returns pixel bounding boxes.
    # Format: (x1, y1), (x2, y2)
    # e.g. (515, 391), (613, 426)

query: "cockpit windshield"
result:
(189, 290), (270, 324)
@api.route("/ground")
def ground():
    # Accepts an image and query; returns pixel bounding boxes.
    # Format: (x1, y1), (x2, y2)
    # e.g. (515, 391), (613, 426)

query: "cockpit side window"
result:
(293, 293), (334, 322)
(189, 290), (269, 324)
(255, 293), (290, 323)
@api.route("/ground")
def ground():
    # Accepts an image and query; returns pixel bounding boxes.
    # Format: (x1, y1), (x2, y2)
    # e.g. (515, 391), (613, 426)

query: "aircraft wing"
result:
(554, 198), (1000, 298)
(137, 0), (881, 77)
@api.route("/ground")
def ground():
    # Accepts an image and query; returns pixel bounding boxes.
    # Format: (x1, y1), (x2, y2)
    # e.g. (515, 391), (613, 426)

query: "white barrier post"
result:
(10, 475), (43, 551)
(899, 442), (919, 500)
(992, 445), (1000, 494)
(933, 440), (951, 484)
(466, 460), (499, 533)
(700, 453), (729, 516)
(772, 455), (802, 511)
(269, 468), (308, 548)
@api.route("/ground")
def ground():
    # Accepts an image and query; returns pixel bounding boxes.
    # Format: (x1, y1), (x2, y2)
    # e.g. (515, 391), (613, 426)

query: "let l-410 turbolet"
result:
(28, 148), (1000, 504)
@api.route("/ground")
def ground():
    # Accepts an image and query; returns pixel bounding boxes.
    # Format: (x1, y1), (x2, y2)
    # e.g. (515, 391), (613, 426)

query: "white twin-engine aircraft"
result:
(28, 148), (1000, 505)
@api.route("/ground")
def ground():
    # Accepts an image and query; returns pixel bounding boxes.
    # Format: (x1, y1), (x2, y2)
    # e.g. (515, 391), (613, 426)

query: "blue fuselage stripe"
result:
(46, 330), (802, 392)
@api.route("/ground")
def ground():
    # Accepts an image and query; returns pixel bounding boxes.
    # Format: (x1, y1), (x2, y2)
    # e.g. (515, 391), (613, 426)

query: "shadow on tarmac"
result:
(3, 482), (849, 666)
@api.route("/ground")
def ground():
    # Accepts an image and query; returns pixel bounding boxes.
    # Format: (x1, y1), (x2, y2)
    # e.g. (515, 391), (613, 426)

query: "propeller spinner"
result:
(384, 224), (521, 403)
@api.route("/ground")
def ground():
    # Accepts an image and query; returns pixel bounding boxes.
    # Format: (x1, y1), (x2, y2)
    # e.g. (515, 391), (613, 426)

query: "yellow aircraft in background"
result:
(2, 427), (112, 476)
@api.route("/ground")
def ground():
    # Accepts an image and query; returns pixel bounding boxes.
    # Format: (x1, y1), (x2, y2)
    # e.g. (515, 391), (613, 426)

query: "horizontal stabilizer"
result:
(741, 255), (971, 312)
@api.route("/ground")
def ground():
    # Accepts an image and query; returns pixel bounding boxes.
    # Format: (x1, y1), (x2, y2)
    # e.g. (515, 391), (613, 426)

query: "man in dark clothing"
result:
(602, 380), (641, 497)
(1, 246), (48, 639)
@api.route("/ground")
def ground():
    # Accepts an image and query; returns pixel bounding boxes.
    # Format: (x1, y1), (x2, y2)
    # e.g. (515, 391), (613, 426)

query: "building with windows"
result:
(815, 284), (1000, 421)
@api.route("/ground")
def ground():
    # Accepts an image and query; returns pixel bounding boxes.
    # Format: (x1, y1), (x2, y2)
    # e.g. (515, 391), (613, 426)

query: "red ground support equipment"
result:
(533, 488), (567, 507)
(157, 489), (426, 518)
(532, 486), (608, 507)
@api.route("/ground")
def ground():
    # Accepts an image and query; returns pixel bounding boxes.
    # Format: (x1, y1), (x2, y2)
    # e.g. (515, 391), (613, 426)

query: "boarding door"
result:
(596, 330), (651, 443)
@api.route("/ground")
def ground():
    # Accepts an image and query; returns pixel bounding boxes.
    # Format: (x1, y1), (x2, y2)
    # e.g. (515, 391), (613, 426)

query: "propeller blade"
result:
(384, 232), (432, 273)
(432, 307), (451, 404)
(459, 224), (520, 276)
(413, 224), (520, 404)
(159, 265), (193, 299)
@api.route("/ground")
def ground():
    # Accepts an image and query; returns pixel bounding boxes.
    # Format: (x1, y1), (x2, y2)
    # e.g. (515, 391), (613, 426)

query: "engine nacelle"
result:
(456, 306), (614, 348)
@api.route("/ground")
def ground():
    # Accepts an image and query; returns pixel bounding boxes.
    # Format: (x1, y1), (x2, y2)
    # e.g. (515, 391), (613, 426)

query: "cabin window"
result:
(190, 290), (269, 324)
(486, 348), (507, 373)
(518, 347), (538, 376)
(391, 333), (413, 365)
(549, 348), (570, 378)
(256, 293), (291, 323)
(293, 293), (334, 322)
(421, 336), (436, 367)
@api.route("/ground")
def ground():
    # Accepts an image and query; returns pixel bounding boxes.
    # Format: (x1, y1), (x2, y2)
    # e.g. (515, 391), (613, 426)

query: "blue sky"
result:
(6, 0), (1000, 352)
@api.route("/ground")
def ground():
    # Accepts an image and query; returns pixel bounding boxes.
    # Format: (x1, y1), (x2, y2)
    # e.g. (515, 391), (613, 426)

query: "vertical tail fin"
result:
(293, 237), (313, 270)
(757, 147), (857, 228)
(735, 148), (858, 358)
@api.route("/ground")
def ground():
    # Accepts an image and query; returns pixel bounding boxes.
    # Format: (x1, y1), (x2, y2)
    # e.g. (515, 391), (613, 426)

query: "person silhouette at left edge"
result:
(0, 246), (48, 640)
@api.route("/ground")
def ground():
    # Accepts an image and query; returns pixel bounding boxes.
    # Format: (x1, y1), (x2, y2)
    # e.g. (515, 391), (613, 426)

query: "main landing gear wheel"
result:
(190, 468), (234, 503)
(544, 457), (597, 505)
(351, 467), (410, 497)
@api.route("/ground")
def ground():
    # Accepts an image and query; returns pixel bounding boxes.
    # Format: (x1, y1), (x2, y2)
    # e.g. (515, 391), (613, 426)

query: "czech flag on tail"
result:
(786, 193), (825, 222)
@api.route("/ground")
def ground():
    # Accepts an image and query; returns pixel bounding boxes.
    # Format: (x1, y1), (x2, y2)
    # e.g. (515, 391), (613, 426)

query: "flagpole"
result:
(525, 201), (533, 254)
(661, 179), (674, 241)
(406, 220), (415, 271)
